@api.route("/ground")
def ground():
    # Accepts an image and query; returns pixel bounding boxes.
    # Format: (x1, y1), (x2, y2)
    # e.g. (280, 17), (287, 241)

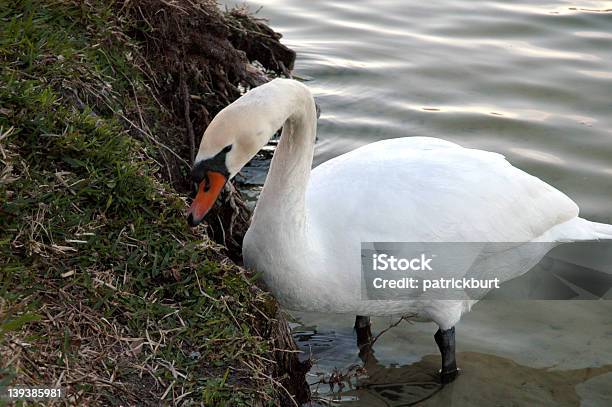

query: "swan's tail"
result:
(588, 220), (612, 239)
(541, 217), (612, 242)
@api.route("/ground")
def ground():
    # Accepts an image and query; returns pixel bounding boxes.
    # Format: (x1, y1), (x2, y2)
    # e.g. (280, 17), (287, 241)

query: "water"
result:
(223, 0), (612, 405)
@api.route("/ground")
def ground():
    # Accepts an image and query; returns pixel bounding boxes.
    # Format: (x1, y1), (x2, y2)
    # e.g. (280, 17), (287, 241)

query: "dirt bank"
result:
(0, 0), (309, 405)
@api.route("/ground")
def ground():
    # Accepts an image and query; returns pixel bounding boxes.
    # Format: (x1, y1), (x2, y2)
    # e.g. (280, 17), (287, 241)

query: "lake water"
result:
(224, 0), (612, 405)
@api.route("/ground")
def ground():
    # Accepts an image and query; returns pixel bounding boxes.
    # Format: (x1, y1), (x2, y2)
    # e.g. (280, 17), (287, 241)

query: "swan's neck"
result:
(253, 103), (317, 234)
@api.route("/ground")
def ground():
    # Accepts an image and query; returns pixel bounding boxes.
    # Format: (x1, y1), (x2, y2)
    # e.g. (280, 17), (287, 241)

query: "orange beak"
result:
(187, 171), (227, 226)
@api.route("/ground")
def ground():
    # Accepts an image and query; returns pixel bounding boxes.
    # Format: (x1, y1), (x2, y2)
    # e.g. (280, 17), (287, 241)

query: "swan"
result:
(187, 78), (612, 383)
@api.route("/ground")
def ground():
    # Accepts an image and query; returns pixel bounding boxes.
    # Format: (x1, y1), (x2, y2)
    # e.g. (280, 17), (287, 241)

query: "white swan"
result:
(187, 78), (612, 383)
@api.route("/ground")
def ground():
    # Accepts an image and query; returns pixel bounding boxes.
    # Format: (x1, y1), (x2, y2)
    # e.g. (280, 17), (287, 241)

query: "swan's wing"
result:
(307, 137), (579, 243)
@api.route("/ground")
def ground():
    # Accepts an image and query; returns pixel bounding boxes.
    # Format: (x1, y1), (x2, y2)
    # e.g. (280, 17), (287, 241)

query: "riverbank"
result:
(0, 1), (308, 405)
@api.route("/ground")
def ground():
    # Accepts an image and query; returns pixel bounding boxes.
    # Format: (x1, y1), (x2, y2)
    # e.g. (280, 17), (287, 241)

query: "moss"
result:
(0, 1), (304, 405)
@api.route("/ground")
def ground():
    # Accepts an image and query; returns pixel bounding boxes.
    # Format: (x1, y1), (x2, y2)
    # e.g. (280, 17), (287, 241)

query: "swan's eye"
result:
(202, 172), (211, 192)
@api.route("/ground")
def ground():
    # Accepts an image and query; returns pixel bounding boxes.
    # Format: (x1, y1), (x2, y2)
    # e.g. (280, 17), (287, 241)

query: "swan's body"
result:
(189, 78), (612, 382)
(243, 134), (611, 327)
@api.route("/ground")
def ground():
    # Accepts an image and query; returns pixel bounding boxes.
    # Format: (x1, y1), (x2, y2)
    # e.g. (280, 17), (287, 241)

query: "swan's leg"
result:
(355, 315), (370, 329)
(434, 326), (459, 384)
(354, 315), (371, 343)
(354, 315), (373, 360)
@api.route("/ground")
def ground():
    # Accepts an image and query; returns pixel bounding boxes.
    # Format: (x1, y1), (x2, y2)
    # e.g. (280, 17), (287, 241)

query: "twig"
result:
(370, 314), (415, 346)
(118, 112), (189, 167)
(180, 69), (196, 162)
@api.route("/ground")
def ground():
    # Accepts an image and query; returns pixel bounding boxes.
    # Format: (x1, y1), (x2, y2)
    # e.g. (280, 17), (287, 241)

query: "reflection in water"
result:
(298, 321), (612, 406)
(508, 147), (565, 165)
(579, 70), (612, 79)
(345, 351), (611, 407)
(293, 298), (612, 405)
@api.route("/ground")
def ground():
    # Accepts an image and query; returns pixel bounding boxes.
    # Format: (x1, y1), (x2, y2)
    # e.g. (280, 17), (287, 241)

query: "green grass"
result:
(0, 1), (287, 405)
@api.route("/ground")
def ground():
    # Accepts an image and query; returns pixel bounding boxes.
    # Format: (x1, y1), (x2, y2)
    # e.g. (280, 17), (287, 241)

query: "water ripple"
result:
(228, 0), (612, 219)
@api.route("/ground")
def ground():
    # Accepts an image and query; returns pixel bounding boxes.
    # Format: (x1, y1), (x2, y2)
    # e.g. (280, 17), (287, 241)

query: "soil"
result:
(120, 0), (295, 257)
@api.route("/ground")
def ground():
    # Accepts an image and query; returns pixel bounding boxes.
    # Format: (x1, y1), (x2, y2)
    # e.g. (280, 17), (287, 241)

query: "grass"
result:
(0, 1), (299, 405)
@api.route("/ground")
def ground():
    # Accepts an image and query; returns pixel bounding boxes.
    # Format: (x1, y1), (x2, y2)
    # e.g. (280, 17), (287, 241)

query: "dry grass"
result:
(0, 1), (307, 405)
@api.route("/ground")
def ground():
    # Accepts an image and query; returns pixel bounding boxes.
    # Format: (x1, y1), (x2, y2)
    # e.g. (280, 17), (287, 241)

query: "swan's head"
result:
(187, 111), (269, 226)
(187, 79), (315, 226)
